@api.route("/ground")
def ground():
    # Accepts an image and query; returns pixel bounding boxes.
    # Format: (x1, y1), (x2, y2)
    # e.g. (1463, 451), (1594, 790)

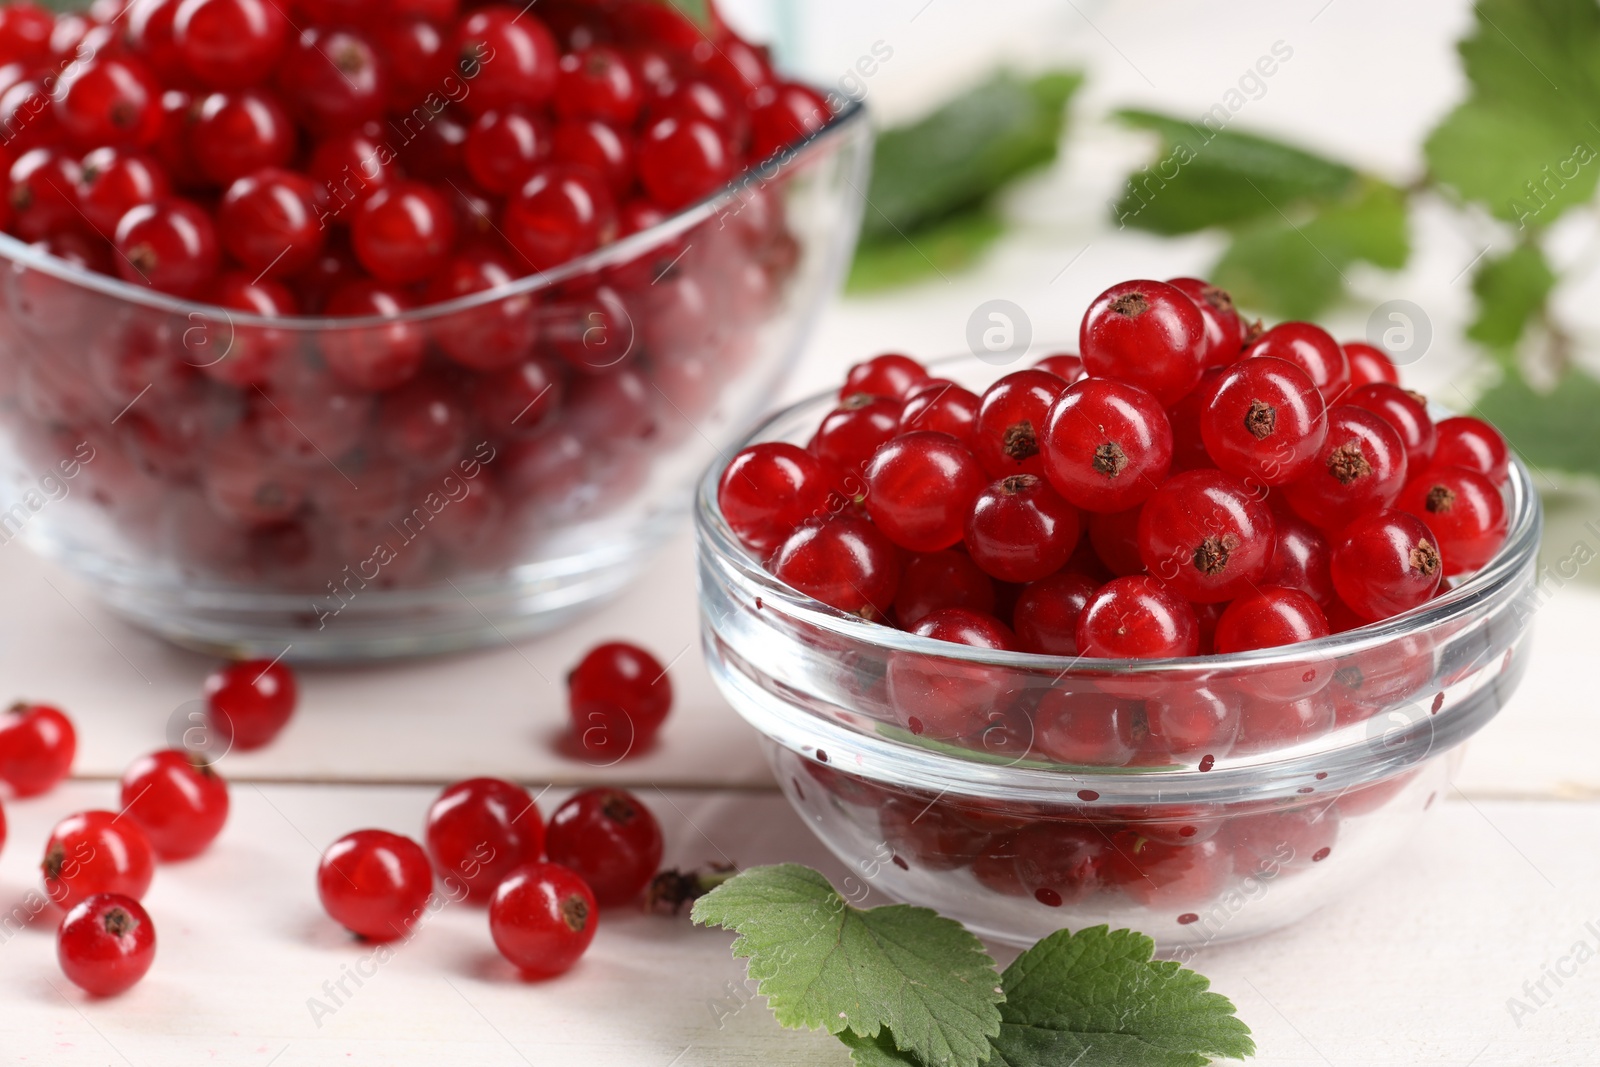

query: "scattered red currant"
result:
(204, 658), (297, 751)
(488, 861), (597, 978)
(0, 701), (76, 797)
(424, 777), (545, 902)
(317, 829), (433, 942)
(543, 787), (662, 906)
(58, 893), (157, 997)
(119, 750), (230, 860)
(567, 642), (673, 758)
(43, 811), (156, 909)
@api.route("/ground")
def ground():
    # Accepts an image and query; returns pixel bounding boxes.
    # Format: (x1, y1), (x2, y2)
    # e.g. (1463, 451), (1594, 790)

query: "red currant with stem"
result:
(1011, 569), (1097, 655)
(864, 432), (986, 553)
(488, 861), (597, 977)
(1136, 470), (1274, 602)
(718, 443), (837, 556)
(58, 894), (156, 998)
(972, 369), (1068, 480)
(1080, 279), (1208, 406)
(1146, 686), (1238, 763)
(1033, 352), (1085, 383)
(894, 548), (997, 628)
(1330, 509), (1443, 621)
(43, 811), (156, 909)
(114, 197), (219, 297)
(173, 0), (288, 90)
(1344, 382), (1435, 470)
(1034, 687), (1144, 766)
(320, 280), (426, 391)
(1343, 341), (1399, 387)
(748, 82), (830, 161)
(1398, 466), (1507, 575)
(1200, 356), (1327, 485)
(1243, 321), (1351, 401)
(190, 89), (297, 187)
(1076, 576), (1199, 659)
(77, 148), (169, 236)
(424, 777), (546, 903)
(278, 27), (387, 134)
(556, 45), (642, 125)
(1041, 377), (1173, 512)
(544, 787), (663, 906)
(773, 514), (900, 619)
(841, 353), (928, 400)
(887, 608), (1017, 739)
(203, 658), (297, 752)
(0, 702), (76, 797)
(503, 164), (616, 272)
(8, 149), (83, 242)
(551, 118), (634, 196)
(1432, 416), (1510, 485)
(452, 5), (559, 115)
(464, 106), (550, 195)
(567, 642), (673, 758)
(352, 180), (457, 284)
(964, 474), (1082, 583)
(1087, 506), (1146, 576)
(637, 114), (734, 210)
(119, 750), (229, 861)
(219, 168), (326, 280)
(1281, 405), (1408, 529)
(1013, 823), (1108, 906)
(317, 829), (433, 941)
(1168, 276), (1245, 367)
(1260, 508), (1336, 608)
(55, 57), (163, 149)
(810, 394), (901, 480)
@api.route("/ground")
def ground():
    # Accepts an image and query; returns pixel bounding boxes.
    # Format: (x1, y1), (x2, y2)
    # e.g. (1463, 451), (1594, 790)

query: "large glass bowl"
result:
(0, 101), (869, 661)
(695, 358), (1541, 949)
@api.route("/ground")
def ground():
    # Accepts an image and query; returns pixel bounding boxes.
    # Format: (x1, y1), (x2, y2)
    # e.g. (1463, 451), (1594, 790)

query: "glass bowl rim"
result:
(0, 97), (869, 332)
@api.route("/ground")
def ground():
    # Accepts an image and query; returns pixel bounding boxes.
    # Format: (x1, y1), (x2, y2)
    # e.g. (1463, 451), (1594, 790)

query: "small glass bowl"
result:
(695, 357), (1541, 948)
(0, 102), (869, 661)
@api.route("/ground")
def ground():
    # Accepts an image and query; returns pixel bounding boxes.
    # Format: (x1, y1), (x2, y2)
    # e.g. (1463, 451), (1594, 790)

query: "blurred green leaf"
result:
(847, 208), (1004, 293)
(1468, 243), (1557, 357)
(1475, 368), (1600, 480)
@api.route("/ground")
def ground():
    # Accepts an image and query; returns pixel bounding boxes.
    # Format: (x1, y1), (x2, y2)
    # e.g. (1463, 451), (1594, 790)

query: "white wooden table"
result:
(6, 0), (1600, 1063)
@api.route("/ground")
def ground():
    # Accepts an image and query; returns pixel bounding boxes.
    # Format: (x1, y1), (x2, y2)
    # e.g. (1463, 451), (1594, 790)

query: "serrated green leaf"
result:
(1468, 243), (1557, 356)
(847, 208), (1004, 293)
(691, 865), (1004, 1067)
(1112, 110), (1357, 235)
(862, 70), (1081, 239)
(840, 1029), (922, 1067)
(987, 927), (1254, 1067)
(1474, 368), (1600, 479)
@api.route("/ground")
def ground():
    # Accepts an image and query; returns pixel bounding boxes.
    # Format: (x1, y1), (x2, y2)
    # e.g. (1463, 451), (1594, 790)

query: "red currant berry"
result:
(556, 45), (642, 125)
(718, 443), (836, 556)
(488, 861), (597, 977)
(864, 432), (985, 552)
(309, 127), (398, 217)
(375, 19), (452, 112)
(1146, 686), (1238, 763)
(550, 118), (634, 196)
(453, 5), (559, 115)
(748, 82), (830, 161)
(964, 474), (1082, 583)
(1041, 377), (1173, 513)
(352, 180), (457, 285)
(1242, 321), (1351, 401)
(887, 608), (1017, 739)
(1076, 576), (1199, 659)
(77, 148), (169, 235)
(878, 795), (988, 870)
(544, 787), (662, 907)
(1344, 382), (1435, 470)
(1200, 356), (1327, 485)
(8, 148), (83, 242)
(0, 2), (52, 66)
(203, 658), (297, 752)
(0, 702), (75, 797)
(1013, 823), (1108, 906)
(1343, 341), (1399, 387)
(810, 394), (901, 480)
(1104, 833), (1229, 909)
(1080, 279), (1208, 406)
(971, 369), (1068, 480)
(189, 89), (296, 187)
(772, 514), (900, 620)
(1229, 804), (1342, 872)
(119, 750), (229, 861)
(464, 106), (550, 194)
(320, 280), (426, 390)
(317, 829), (433, 942)
(899, 379), (980, 442)
(219, 167), (326, 279)
(1166, 367), (1223, 473)
(1432, 416), (1510, 486)
(424, 777), (546, 902)
(1398, 466), (1507, 576)
(472, 356), (565, 439)
(1086, 506), (1146, 576)
(55, 56), (162, 149)
(376, 376), (469, 473)
(894, 548), (997, 628)
(1260, 508), (1336, 608)
(567, 642), (673, 758)
(1034, 687), (1144, 766)
(1033, 353), (1086, 383)
(1280, 405), (1408, 529)
(503, 164), (616, 272)
(1136, 470), (1274, 602)
(43, 811), (156, 910)
(637, 114), (734, 210)
(841, 353), (929, 400)
(278, 27), (387, 134)
(114, 197), (219, 297)
(58, 894), (156, 998)
(1330, 509), (1443, 621)
(1012, 569), (1098, 655)
(172, 0), (288, 90)
(1168, 277), (1245, 367)
(1215, 587), (1329, 653)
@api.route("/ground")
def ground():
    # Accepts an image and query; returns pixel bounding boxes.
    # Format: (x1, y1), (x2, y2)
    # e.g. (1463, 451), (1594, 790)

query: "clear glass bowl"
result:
(0, 101), (869, 661)
(695, 357), (1541, 949)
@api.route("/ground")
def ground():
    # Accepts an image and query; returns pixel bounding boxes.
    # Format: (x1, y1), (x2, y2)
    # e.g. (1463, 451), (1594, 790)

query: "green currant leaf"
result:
(987, 927), (1255, 1067)
(1475, 368), (1600, 480)
(847, 208), (1005, 293)
(1468, 243), (1557, 357)
(690, 865), (1004, 1067)
(840, 1029), (923, 1067)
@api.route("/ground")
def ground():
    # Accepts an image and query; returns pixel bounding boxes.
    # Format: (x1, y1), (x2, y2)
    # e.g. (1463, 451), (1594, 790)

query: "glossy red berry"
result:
(1242, 321), (1351, 400)
(172, 0), (289, 90)
(841, 353), (929, 400)
(1398, 466), (1507, 575)
(55, 56), (163, 149)
(1168, 277), (1245, 367)
(0, 2), (52, 66)
(113, 197), (219, 297)
(1344, 382), (1435, 470)
(317, 829), (433, 941)
(887, 608), (1017, 739)
(0, 702), (76, 797)
(43, 811), (156, 909)
(1330, 509), (1443, 621)
(8, 148), (83, 241)
(278, 27), (387, 134)
(550, 118), (634, 196)
(898, 380), (980, 443)
(1041, 377), (1173, 513)
(1281, 405), (1408, 530)
(503, 165), (615, 272)
(972, 369), (1069, 480)
(810, 394), (902, 479)
(1086, 505), (1147, 576)
(488, 861), (597, 978)
(1200, 356), (1327, 485)
(637, 114), (734, 210)
(119, 750), (229, 860)
(556, 45), (642, 126)
(567, 642), (673, 758)
(58, 894), (156, 998)
(1146, 686), (1238, 763)
(464, 106), (550, 194)
(1012, 569), (1098, 655)
(1343, 341), (1400, 387)
(189, 89), (297, 186)
(1215, 588), (1330, 653)
(544, 787), (663, 907)
(203, 658), (298, 752)
(1033, 352), (1085, 383)
(1076, 576), (1199, 659)
(424, 777), (546, 902)
(748, 82), (830, 161)
(1260, 509), (1336, 608)
(77, 148), (169, 235)
(376, 18), (452, 112)
(1166, 367), (1224, 473)
(865, 432), (986, 552)
(219, 168), (326, 279)
(1080, 279), (1208, 406)
(893, 549), (997, 628)
(1136, 470), (1274, 602)
(1034, 687), (1144, 766)
(319, 280), (425, 389)
(964, 474), (1082, 583)
(772, 514), (900, 620)
(1431, 416), (1509, 485)
(718, 443), (837, 557)
(453, 5), (559, 115)
(352, 181), (456, 284)
(1012, 823), (1109, 906)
